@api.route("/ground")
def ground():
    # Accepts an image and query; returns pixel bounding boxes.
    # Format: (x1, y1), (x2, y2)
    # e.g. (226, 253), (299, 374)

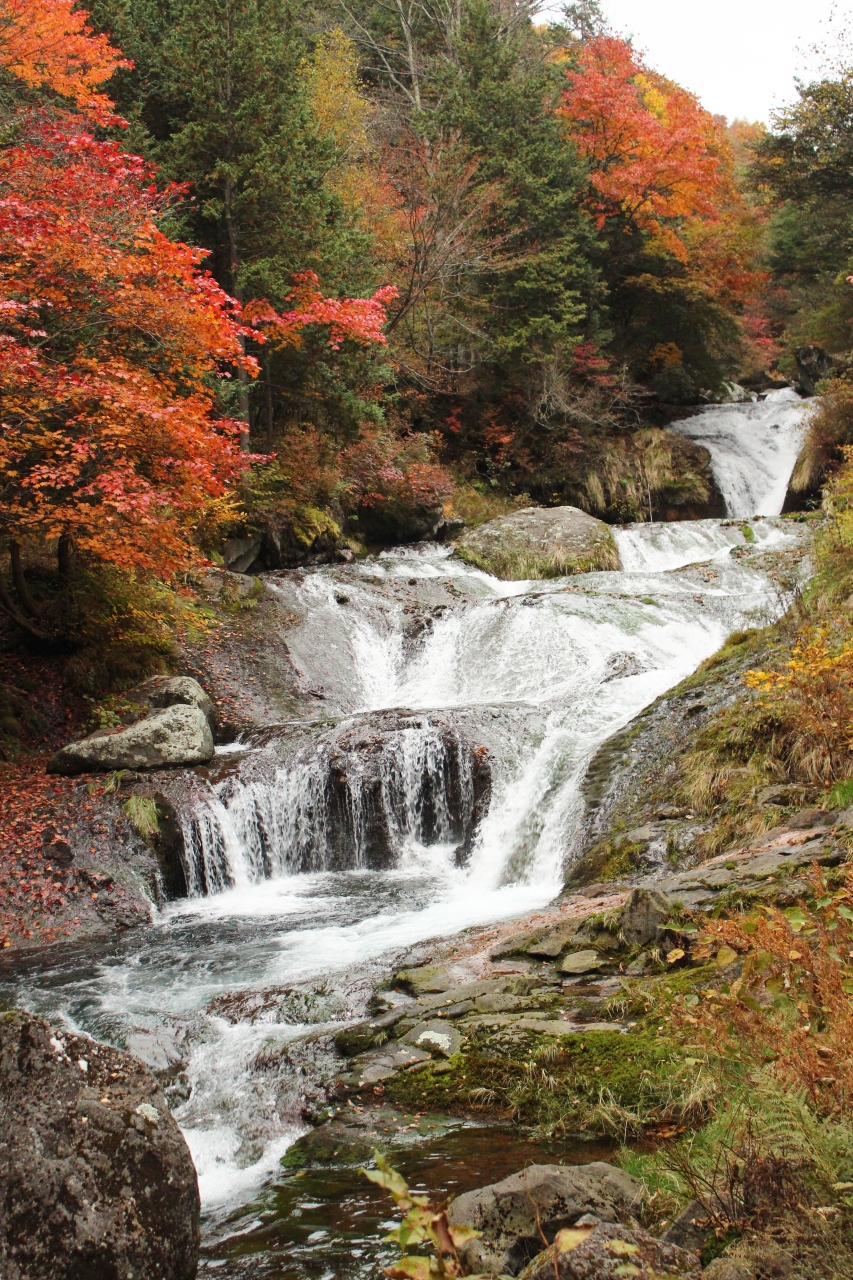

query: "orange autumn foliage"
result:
(559, 37), (731, 260)
(245, 272), (398, 351)
(0, 0), (128, 122)
(0, 6), (398, 586)
(678, 867), (853, 1117)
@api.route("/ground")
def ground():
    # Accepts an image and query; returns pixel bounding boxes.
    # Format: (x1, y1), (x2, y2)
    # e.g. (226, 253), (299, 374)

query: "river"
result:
(0, 390), (814, 1276)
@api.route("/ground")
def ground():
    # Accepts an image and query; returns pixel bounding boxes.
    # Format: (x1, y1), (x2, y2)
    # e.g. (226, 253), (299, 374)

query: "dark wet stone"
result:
(518, 1221), (700, 1280)
(447, 1162), (642, 1276)
(618, 888), (673, 948)
(334, 1008), (407, 1057)
(0, 1009), (199, 1280)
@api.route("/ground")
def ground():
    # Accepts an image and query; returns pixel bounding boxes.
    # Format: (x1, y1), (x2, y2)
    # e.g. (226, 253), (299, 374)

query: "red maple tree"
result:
(559, 37), (728, 258)
(0, 0), (397, 636)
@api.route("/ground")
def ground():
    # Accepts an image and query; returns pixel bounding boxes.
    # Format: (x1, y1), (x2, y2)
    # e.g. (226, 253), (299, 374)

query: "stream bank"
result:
(3, 393), (839, 1278)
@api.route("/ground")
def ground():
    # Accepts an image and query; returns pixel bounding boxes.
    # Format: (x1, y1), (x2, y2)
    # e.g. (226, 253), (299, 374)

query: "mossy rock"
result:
(456, 506), (620, 580)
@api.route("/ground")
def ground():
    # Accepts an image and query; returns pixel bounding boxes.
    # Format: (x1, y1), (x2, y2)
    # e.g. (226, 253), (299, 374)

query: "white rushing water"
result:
(0, 398), (812, 1228)
(668, 388), (813, 518)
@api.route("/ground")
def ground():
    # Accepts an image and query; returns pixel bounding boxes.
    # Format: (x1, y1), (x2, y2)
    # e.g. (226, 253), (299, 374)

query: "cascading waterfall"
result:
(668, 388), (813, 517)
(182, 716), (488, 893)
(0, 391), (814, 1234)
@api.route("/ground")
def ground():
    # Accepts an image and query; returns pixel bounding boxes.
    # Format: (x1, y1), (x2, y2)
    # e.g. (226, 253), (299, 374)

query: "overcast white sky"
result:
(554, 1), (851, 123)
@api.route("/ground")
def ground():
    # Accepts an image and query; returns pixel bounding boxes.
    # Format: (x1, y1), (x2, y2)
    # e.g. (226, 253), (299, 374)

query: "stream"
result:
(0, 390), (814, 1278)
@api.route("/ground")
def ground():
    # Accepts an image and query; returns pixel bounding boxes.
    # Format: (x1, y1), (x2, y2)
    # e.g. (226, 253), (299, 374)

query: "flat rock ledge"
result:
(48, 703), (215, 774)
(0, 1009), (200, 1280)
(456, 506), (620, 580)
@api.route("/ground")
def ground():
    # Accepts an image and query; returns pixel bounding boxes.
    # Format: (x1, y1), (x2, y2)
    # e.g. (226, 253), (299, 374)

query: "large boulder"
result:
(517, 1221), (700, 1280)
(456, 507), (620, 580)
(446, 1163), (642, 1275)
(48, 704), (215, 775)
(134, 675), (214, 722)
(0, 1009), (199, 1280)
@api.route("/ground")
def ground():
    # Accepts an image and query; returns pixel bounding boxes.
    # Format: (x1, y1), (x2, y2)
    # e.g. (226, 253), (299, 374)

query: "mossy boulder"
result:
(456, 507), (620, 580)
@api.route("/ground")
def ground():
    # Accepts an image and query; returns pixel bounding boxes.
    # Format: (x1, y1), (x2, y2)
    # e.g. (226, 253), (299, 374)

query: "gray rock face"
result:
(618, 888), (673, 948)
(517, 1221), (700, 1280)
(401, 1019), (462, 1058)
(222, 532), (262, 574)
(311, 712), (491, 871)
(456, 507), (620, 581)
(135, 675), (214, 720)
(48, 704), (215, 775)
(559, 950), (604, 975)
(0, 1009), (199, 1280)
(447, 1163), (642, 1275)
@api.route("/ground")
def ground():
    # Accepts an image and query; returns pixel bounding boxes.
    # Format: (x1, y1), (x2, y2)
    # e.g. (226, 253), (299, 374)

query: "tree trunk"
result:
(264, 358), (275, 451)
(9, 542), (40, 617)
(0, 570), (51, 643)
(57, 533), (71, 581)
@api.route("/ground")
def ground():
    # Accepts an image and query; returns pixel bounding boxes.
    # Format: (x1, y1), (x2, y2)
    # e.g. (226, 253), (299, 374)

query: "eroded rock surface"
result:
(456, 507), (620, 580)
(447, 1162), (642, 1276)
(0, 1009), (199, 1280)
(48, 703), (215, 775)
(518, 1221), (700, 1280)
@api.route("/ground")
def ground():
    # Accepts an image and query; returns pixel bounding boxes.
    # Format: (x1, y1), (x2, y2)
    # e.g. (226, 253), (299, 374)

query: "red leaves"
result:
(0, 765), (79, 948)
(0, 113), (251, 576)
(245, 271), (398, 351)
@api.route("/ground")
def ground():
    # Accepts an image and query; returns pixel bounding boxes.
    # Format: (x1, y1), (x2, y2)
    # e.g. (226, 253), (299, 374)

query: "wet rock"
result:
(447, 1162), (642, 1276)
(559, 950), (604, 975)
(282, 1109), (453, 1167)
(126, 791), (188, 900)
(340, 1043), (431, 1088)
(794, 344), (837, 396)
(524, 922), (582, 959)
(662, 1198), (713, 1253)
(0, 1009), (199, 1280)
(221, 533), (262, 574)
(456, 507), (620, 581)
(47, 705), (215, 775)
(394, 965), (453, 995)
(315, 711), (491, 871)
(617, 888), (673, 948)
(517, 1221), (700, 1280)
(334, 1008), (407, 1057)
(401, 1020), (462, 1058)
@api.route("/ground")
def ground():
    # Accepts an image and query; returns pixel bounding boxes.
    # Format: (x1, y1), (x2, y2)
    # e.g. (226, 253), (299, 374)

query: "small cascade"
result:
(181, 713), (492, 893)
(668, 389), (813, 517)
(614, 516), (789, 574)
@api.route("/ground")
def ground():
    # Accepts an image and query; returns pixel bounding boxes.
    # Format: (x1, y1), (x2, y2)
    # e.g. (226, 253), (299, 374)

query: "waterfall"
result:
(181, 715), (490, 893)
(668, 389), (813, 517)
(175, 514), (803, 898)
(4, 486), (810, 1222)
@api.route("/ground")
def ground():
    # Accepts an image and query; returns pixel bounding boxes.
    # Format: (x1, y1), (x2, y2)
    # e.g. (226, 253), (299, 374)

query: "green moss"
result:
(385, 1024), (693, 1139)
(456, 535), (619, 581)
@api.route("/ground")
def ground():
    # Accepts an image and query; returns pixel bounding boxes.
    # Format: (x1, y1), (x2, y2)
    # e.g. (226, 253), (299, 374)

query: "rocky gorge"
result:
(2, 389), (845, 1280)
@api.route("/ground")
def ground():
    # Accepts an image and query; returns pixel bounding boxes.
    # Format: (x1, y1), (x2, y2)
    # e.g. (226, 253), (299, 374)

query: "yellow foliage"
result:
(301, 31), (406, 261)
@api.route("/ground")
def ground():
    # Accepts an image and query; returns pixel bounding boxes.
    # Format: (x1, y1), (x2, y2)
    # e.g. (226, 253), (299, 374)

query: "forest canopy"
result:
(0, 0), (851, 661)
